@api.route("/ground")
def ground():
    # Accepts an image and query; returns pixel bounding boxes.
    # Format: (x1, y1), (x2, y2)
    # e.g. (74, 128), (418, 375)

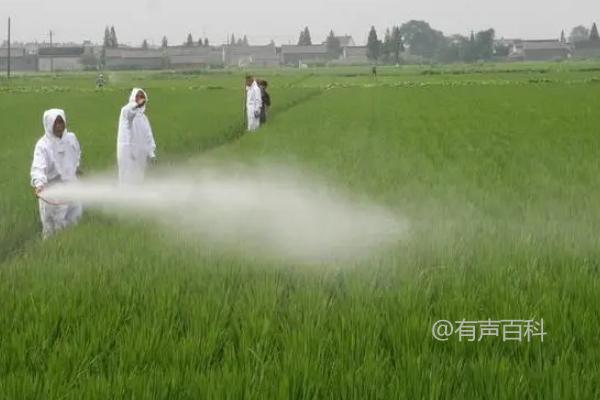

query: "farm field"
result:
(1, 63), (600, 399)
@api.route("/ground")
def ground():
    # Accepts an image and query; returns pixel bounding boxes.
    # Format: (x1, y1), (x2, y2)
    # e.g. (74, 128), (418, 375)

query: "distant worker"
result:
(372, 66), (377, 77)
(96, 73), (106, 89)
(258, 79), (271, 124)
(31, 109), (83, 239)
(117, 88), (157, 184)
(245, 75), (263, 132)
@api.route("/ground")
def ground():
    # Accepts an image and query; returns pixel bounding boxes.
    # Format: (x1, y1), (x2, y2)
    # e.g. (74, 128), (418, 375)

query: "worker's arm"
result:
(123, 102), (141, 121)
(30, 143), (48, 192)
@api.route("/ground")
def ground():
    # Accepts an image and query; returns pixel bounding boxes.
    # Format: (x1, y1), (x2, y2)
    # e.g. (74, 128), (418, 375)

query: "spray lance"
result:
(34, 185), (67, 206)
(33, 168), (84, 207)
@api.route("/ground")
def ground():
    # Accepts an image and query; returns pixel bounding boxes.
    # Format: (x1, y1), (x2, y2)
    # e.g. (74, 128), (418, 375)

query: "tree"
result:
(303, 26), (311, 45)
(237, 38), (244, 46)
(366, 26), (380, 62)
(103, 26), (111, 47)
(185, 33), (194, 47)
(198, 38), (204, 46)
(570, 25), (590, 43)
(591, 23), (599, 40)
(243, 35), (249, 46)
(463, 31), (478, 62)
(438, 34), (467, 63)
(204, 38), (209, 47)
(381, 28), (392, 63)
(399, 20), (445, 60)
(109, 26), (118, 48)
(141, 39), (149, 50)
(161, 36), (168, 48)
(298, 26), (312, 46)
(475, 28), (495, 60)
(560, 30), (566, 43)
(326, 30), (342, 59)
(230, 34), (236, 45)
(390, 26), (404, 64)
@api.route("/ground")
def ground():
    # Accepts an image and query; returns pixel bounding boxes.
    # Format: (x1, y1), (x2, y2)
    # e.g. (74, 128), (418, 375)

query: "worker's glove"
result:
(254, 111), (261, 118)
(149, 156), (158, 166)
(33, 186), (44, 198)
(76, 167), (84, 177)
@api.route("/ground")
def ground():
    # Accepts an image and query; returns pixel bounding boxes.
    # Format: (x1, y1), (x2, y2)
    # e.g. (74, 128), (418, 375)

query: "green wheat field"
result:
(1, 63), (600, 399)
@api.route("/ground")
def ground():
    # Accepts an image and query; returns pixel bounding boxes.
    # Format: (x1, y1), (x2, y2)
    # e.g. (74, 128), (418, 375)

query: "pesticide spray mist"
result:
(43, 164), (407, 263)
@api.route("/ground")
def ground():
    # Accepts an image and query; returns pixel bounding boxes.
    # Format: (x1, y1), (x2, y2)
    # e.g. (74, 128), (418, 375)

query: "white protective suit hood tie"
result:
(43, 109), (67, 142)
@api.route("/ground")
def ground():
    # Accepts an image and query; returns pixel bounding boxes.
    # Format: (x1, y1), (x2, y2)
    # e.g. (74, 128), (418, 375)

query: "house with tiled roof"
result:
(510, 40), (570, 61)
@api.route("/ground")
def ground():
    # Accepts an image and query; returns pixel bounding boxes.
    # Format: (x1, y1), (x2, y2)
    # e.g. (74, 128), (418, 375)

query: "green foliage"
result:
(476, 29), (496, 60)
(109, 26), (118, 48)
(103, 26), (118, 49)
(102, 27), (110, 48)
(591, 23), (599, 40)
(399, 20), (445, 60)
(326, 30), (342, 60)
(390, 26), (404, 64)
(298, 27), (312, 46)
(570, 25), (590, 43)
(377, 26), (404, 64)
(185, 33), (194, 47)
(366, 26), (380, 62)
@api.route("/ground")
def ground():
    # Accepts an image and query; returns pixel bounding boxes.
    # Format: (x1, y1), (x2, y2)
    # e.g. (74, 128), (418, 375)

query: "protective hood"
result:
(129, 88), (148, 112)
(43, 109), (67, 141)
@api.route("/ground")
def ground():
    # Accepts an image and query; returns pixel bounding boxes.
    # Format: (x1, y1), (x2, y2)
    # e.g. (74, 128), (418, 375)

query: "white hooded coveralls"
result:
(246, 80), (263, 132)
(30, 109), (83, 239)
(117, 88), (156, 184)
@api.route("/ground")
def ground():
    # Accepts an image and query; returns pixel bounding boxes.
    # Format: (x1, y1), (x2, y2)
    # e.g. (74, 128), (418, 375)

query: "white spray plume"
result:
(43, 164), (407, 263)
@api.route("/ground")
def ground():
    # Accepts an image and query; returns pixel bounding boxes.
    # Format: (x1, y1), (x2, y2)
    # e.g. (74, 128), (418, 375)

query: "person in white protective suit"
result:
(30, 109), (83, 239)
(245, 75), (263, 132)
(117, 88), (157, 184)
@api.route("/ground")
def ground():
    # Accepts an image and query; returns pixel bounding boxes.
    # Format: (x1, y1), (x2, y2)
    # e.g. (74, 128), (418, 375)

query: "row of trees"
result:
(297, 23), (495, 64)
(228, 34), (250, 46)
(365, 22), (496, 64)
(103, 27), (210, 50)
(367, 26), (403, 63)
(103, 20), (599, 59)
(142, 35), (210, 49)
(300, 21), (600, 64)
(568, 23), (599, 43)
(103, 26), (118, 48)
(183, 34), (210, 47)
(298, 27), (312, 45)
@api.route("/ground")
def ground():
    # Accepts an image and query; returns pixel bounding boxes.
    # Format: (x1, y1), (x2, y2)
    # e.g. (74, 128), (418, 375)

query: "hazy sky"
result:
(1, 0), (598, 46)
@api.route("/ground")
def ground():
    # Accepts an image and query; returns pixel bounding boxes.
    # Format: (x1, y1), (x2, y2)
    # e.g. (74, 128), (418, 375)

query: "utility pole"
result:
(7, 17), (11, 80)
(49, 30), (54, 72)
